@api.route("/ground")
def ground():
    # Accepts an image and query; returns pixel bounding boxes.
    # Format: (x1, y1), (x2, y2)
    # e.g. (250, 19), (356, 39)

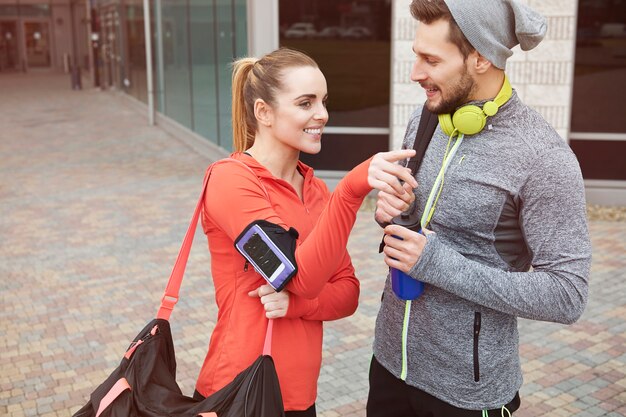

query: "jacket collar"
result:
(229, 152), (315, 183)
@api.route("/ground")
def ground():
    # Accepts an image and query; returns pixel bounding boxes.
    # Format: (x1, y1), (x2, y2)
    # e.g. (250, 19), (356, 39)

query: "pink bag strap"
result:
(156, 163), (215, 321)
(95, 378), (131, 417)
(263, 319), (274, 355)
(156, 159), (273, 347)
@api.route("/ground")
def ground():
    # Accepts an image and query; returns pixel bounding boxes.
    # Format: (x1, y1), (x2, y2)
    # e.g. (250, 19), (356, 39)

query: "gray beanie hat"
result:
(443, 0), (547, 69)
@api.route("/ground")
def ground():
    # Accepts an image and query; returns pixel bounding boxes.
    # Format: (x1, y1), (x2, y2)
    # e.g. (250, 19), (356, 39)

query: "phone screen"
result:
(243, 233), (283, 280)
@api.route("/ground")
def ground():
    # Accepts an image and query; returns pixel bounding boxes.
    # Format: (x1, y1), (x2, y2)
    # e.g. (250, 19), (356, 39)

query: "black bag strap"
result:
(405, 105), (438, 175)
(379, 106), (438, 253)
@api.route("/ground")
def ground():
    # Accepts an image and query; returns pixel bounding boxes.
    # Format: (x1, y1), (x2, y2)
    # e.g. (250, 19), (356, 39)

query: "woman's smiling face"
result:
(267, 65), (329, 155)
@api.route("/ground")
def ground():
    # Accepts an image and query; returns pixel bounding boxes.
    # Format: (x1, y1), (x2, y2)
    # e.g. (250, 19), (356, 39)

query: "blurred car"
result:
(284, 22), (317, 39)
(342, 26), (373, 40)
(315, 26), (345, 39)
(600, 23), (626, 38)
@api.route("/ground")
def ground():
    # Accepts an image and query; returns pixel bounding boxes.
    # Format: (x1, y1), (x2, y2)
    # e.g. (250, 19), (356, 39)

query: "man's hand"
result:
(382, 224), (434, 273)
(248, 284), (290, 318)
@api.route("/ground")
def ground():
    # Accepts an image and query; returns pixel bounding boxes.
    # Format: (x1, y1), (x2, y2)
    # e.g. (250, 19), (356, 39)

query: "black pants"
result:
(193, 391), (316, 416)
(286, 403), (316, 417)
(366, 356), (520, 417)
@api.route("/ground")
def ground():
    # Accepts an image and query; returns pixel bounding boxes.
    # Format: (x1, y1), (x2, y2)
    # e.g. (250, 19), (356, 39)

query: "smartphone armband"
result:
(234, 220), (299, 292)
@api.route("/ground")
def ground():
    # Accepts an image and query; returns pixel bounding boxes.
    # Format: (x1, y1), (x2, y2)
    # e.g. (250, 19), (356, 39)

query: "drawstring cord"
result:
(419, 130), (463, 229)
(482, 406), (512, 417)
(399, 129), (465, 380)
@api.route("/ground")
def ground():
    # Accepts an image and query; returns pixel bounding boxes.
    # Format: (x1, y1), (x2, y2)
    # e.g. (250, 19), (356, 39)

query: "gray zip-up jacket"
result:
(373, 92), (591, 410)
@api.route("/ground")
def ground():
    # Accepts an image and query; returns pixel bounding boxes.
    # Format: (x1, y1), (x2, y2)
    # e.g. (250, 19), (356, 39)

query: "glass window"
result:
(568, 141), (626, 180)
(161, 0), (192, 129)
(279, 0), (392, 171)
(279, 0), (391, 129)
(151, 1), (165, 113)
(24, 21), (51, 68)
(0, 21), (20, 71)
(300, 133), (389, 170)
(571, 0), (626, 133)
(125, 1), (147, 103)
(0, 5), (50, 18)
(214, 0), (235, 149)
(151, 0), (245, 148)
(0, 6), (19, 17)
(234, 0), (247, 58)
(570, 0), (626, 180)
(99, 4), (125, 90)
(189, 0), (219, 142)
(19, 5), (51, 17)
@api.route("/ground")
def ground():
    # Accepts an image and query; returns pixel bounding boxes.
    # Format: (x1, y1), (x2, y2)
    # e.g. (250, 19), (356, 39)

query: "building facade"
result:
(5, 0), (623, 204)
(0, 0), (89, 74)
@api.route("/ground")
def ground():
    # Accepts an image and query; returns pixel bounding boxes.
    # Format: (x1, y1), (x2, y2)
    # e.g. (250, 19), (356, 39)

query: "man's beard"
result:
(425, 69), (476, 115)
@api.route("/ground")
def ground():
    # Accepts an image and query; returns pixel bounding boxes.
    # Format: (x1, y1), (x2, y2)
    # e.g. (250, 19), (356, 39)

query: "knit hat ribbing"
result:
(443, 0), (547, 69)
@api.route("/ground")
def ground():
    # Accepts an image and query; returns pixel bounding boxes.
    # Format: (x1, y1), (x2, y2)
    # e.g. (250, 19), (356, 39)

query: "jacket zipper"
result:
(473, 312), (481, 382)
(244, 260), (249, 272)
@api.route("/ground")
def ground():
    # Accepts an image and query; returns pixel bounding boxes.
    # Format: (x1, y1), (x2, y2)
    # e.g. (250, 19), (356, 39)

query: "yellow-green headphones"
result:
(438, 75), (512, 136)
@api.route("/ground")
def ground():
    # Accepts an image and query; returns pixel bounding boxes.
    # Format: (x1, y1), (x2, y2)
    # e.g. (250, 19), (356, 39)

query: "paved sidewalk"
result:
(1, 73), (625, 417)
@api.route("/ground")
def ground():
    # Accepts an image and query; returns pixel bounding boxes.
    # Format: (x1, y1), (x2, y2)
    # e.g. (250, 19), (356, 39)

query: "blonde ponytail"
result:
(231, 58), (256, 152)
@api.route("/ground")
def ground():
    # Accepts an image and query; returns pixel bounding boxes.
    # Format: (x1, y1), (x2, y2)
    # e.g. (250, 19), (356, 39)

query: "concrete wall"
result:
(390, 0), (578, 148)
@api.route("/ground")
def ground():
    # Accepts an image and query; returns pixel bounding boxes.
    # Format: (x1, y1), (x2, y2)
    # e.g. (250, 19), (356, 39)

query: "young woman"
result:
(195, 48), (416, 416)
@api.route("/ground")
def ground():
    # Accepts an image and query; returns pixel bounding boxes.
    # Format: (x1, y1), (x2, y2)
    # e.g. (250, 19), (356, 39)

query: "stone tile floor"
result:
(1, 73), (624, 416)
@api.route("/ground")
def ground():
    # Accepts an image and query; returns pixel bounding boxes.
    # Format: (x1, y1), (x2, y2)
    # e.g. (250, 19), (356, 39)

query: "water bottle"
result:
(390, 212), (424, 300)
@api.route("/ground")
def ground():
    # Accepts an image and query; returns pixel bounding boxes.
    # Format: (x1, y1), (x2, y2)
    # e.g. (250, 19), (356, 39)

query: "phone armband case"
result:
(234, 220), (299, 292)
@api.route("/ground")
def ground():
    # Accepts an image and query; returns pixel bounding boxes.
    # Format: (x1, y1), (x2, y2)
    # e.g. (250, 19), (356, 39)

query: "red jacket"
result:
(196, 152), (371, 410)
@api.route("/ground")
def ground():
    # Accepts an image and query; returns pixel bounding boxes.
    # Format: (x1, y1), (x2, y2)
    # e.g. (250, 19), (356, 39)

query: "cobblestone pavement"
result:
(1, 73), (625, 417)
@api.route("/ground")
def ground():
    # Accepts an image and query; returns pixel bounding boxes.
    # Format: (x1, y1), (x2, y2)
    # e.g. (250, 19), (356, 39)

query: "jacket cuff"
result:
(285, 295), (319, 319)
(338, 157), (373, 199)
(408, 233), (443, 284)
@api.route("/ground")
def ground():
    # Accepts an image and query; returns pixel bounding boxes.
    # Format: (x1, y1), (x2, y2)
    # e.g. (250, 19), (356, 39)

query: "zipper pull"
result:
(244, 260), (249, 272)
(474, 312), (481, 336)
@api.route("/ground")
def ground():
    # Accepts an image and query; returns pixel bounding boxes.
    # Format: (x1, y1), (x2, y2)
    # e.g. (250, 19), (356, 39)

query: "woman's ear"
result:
(254, 99), (273, 127)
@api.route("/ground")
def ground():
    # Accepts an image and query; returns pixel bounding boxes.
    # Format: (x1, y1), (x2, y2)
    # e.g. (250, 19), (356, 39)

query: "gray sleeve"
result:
(410, 148), (591, 324)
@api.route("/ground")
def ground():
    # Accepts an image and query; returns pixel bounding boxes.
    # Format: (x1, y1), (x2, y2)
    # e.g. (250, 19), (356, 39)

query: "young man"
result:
(368, 1), (592, 416)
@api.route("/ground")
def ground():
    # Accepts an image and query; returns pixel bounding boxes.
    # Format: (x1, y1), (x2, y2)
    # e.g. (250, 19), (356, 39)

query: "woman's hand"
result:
(368, 150), (417, 198)
(369, 150), (417, 223)
(248, 284), (290, 318)
(375, 182), (416, 224)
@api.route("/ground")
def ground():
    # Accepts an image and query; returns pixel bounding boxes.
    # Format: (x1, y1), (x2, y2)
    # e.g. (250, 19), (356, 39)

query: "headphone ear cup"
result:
(438, 113), (455, 136)
(452, 105), (486, 136)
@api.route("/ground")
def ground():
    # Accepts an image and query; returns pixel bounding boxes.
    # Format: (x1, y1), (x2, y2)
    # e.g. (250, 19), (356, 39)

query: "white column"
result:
(391, 0), (422, 150)
(143, 0), (154, 125)
(246, 0), (279, 57)
(514, 0), (578, 140)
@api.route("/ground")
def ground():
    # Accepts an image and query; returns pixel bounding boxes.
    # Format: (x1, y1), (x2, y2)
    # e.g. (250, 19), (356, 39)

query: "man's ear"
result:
(472, 51), (493, 75)
(254, 99), (273, 127)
